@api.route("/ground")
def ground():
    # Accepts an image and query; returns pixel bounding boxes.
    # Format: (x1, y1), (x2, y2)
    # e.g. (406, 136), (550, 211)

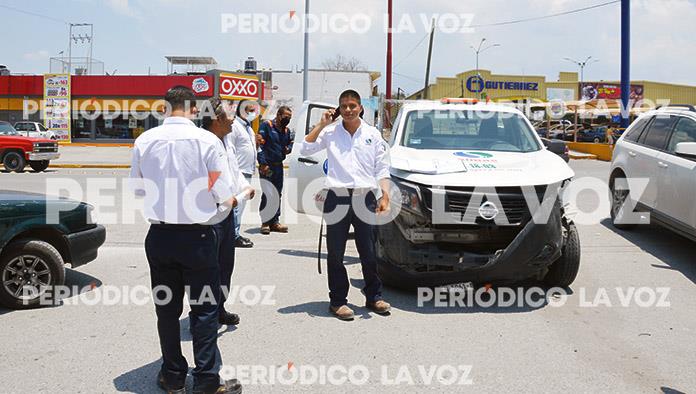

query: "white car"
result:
(13, 121), (57, 140)
(288, 100), (580, 288)
(609, 105), (696, 240)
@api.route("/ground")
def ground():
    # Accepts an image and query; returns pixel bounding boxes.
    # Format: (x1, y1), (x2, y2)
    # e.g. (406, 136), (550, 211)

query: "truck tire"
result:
(543, 223), (580, 288)
(2, 151), (26, 173)
(610, 175), (637, 230)
(29, 160), (50, 172)
(0, 240), (66, 309)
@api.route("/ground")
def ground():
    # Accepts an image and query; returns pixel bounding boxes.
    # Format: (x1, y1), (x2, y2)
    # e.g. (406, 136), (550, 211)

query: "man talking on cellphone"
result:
(300, 89), (392, 321)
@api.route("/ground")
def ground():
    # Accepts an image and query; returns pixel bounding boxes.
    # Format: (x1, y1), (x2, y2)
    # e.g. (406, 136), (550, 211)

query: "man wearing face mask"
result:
(224, 100), (259, 248)
(257, 105), (293, 235)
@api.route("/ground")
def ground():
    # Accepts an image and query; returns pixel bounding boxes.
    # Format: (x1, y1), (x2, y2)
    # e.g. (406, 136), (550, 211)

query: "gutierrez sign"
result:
(466, 75), (539, 94)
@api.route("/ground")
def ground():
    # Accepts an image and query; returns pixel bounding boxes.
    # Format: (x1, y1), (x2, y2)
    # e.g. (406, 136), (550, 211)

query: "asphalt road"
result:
(0, 161), (695, 393)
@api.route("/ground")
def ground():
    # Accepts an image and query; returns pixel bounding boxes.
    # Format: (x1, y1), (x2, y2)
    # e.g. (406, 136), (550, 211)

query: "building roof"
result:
(165, 56), (218, 65)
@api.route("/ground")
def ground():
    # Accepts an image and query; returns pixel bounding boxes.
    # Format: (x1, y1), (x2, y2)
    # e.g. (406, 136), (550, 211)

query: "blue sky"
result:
(1, 0), (695, 95)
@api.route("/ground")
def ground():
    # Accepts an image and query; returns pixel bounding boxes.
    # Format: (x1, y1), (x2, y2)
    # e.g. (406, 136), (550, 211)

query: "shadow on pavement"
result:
(113, 358), (162, 394)
(0, 268), (102, 315)
(179, 316), (236, 342)
(601, 218), (696, 285)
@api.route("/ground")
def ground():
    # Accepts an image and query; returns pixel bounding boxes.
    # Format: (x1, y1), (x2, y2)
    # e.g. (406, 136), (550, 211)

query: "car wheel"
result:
(593, 137), (600, 143)
(610, 176), (637, 230)
(50, 136), (57, 140)
(0, 240), (66, 309)
(543, 223), (580, 287)
(29, 160), (50, 172)
(2, 151), (26, 173)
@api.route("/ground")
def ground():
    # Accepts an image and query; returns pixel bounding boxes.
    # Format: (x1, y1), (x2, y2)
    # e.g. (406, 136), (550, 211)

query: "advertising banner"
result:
(580, 82), (644, 102)
(219, 73), (261, 100)
(43, 73), (71, 142)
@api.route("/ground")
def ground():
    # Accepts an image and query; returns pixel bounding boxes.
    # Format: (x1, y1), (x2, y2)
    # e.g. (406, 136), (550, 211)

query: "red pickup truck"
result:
(0, 121), (60, 172)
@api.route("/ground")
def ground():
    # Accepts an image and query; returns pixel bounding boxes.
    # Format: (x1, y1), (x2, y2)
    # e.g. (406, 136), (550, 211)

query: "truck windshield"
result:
(400, 110), (541, 152)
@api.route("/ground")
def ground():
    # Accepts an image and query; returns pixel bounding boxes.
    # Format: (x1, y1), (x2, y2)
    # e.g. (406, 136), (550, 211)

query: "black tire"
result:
(2, 151), (26, 172)
(543, 224), (580, 287)
(593, 137), (601, 143)
(610, 175), (637, 230)
(0, 240), (65, 309)
(29, 160), (50, 172)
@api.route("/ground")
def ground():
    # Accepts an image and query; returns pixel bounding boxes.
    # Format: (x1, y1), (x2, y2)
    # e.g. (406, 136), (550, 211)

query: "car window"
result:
(14, 122), (27, 131)
(624, 116), (651, 143)
(639, 115), (676, 150)
(667, 117), (696, 153)
(0, 122), (18, 135)
(38, 123), (48, 131)
(400, 110), (540, 152)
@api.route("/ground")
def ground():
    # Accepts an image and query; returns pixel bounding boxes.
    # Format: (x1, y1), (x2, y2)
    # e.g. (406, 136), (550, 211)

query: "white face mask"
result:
(245, 111), (258, 122)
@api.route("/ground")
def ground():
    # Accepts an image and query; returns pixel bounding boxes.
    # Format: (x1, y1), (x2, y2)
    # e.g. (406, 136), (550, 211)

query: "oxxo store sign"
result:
(466, 75), (539, 94)
(219, 73), (261, 100)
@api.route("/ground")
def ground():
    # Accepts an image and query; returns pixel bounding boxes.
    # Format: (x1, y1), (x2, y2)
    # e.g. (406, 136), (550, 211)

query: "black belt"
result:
(152, 222), (210, 230)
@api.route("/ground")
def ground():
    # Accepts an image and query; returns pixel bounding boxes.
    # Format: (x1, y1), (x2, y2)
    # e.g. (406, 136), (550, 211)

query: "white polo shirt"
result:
(225, 117), (257, 175)
(300, 119), (391, 189)
(130, 116), (235, 224)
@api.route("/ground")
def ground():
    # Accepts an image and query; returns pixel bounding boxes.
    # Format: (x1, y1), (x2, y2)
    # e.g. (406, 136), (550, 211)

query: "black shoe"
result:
(218, 310), (240, 326)
(157, 372), (186, 394)
(234, 237), (253, 248)
(192, 379), (242, 394)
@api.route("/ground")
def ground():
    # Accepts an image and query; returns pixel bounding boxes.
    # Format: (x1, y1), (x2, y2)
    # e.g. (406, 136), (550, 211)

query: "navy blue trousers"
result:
(145, 224), (221, 390)
(213, 212), (236, 312)
(323, 189), (384, 307)
(259, 164), (284, 225)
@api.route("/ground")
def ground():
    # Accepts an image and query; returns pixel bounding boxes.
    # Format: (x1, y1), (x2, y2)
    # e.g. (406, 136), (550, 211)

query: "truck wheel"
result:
(0, 240), (66, 309)
(543, 224), (580, 288)
(29, 160), (50, 172)
(593, 137), (601, 143)
(2, 151), (26, 173)
(610, 175), (637, 230)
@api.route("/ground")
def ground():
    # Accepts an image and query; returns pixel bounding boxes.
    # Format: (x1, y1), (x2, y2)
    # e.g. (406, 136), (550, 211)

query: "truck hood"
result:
(0, 136), (55, 143)
(389, 146), (574, 187)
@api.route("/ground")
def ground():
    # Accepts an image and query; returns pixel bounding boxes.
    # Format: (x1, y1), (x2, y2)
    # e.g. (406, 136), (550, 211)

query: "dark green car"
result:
(0, 191), (106, 309)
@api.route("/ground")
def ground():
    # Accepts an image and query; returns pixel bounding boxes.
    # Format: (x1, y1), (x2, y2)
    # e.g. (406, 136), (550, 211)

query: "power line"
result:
(394, 31), (430, 70)
(0, 4), (68, 24)
(470, 0), (620, 28)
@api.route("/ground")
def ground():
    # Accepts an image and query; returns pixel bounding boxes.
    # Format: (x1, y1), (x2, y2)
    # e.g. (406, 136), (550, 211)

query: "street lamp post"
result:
(563, 56), (599, 100)
(470, 38), (500, 99)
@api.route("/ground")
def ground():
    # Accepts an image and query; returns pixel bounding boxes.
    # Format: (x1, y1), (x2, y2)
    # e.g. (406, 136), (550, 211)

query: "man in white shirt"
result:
(224, 100), (259, 248)
(201, 97), (255, 328)
(130, 86), (242, 394)
(300, 89), (392, 321)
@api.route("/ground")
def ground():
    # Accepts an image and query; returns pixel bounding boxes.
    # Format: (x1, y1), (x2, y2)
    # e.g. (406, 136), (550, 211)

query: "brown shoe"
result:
(260, 224), (270, 235)
(329, 305), (355, 321)
(269, 223), (288, 233)
(366, 300), (391, 315)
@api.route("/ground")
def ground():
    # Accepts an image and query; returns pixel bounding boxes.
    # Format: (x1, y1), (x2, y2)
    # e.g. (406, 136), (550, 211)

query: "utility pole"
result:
(470, 38), (500, 99)
(620, 0), (630, 128)
(386, 0), (393, 99)
(422, 18), (435, 100)
(563, 56), (599, 99)
(302, 0), (310, 102)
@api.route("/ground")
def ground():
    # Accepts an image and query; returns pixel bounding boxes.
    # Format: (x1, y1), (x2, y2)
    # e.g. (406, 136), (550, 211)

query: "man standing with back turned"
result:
(300, 89), (392, 321)
(130, 86), (242, 394)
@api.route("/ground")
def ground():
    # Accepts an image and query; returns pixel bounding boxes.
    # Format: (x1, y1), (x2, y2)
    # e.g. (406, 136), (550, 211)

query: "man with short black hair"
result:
(131, 86), (242, 394)
(257, 105), (294, 234)
(301, 89), (392, 321)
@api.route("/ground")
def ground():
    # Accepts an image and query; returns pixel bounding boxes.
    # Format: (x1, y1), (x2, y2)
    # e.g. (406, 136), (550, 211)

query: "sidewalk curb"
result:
(49, 164), (132, 169)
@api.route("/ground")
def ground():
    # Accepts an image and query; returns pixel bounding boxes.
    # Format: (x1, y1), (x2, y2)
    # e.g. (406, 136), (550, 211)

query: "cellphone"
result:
(331, 107), (340, 121)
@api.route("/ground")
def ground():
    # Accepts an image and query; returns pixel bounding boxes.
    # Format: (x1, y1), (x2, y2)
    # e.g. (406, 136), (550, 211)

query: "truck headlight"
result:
(397, 182), (422, 212)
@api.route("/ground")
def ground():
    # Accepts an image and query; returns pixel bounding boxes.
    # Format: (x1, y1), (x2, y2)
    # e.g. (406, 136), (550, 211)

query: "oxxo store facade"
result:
(412, 69), (696, 105)
(0, 70), (266, 142)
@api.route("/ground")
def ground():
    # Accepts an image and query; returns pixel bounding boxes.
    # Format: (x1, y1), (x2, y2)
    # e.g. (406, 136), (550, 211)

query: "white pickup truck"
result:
(13, 122), (57, 140)
(288, 99), (580, 288)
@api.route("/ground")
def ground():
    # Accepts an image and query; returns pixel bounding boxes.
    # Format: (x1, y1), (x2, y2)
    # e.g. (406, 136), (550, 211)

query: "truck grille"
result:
(33, 142), (58, 153)
(420, 185), (548, 225)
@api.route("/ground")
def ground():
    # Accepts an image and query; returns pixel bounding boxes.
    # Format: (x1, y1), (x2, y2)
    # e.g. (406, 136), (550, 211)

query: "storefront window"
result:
(93, 113), (146, 139)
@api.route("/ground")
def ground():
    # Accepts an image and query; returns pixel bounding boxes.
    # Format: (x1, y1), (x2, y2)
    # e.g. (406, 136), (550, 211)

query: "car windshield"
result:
(0, 123), (19, 136)
(400, 109), (541, 152)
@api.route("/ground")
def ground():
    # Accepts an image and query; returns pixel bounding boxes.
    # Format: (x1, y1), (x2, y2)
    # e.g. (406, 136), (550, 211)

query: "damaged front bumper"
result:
(376, 201), (565, 288)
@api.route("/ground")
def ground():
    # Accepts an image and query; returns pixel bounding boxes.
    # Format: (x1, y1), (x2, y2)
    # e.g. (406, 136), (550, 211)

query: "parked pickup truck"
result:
(14, 121), (57, 140)
(0, 191), (106, 309)
(0, 121), (60, 172)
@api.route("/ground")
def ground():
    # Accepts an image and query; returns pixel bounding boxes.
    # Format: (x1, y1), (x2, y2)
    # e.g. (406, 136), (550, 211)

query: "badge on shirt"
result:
(364, 138), (373, 145)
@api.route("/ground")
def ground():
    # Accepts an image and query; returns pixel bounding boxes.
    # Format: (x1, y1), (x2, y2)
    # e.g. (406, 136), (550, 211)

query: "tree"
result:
(321, 54), (367, 71)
